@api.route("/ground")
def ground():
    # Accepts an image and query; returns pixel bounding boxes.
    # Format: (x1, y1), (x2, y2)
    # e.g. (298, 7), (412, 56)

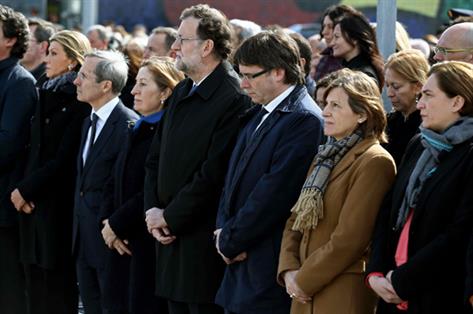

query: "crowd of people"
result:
(1, 2), (473, 314)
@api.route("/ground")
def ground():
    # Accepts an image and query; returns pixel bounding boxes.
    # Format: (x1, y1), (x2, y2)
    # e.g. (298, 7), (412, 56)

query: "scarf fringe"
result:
(291, 188), (324, 232)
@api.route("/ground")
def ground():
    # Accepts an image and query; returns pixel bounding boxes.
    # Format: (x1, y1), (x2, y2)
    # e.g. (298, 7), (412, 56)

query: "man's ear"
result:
(201, 39), (214, 58)
(5, 37), (17, 50)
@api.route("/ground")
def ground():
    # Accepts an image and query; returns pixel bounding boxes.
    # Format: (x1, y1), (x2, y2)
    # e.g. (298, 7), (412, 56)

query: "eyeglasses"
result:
(175, 34), (202, 45)
(433, 46), (473, 55)
(238, 69), (270, 81)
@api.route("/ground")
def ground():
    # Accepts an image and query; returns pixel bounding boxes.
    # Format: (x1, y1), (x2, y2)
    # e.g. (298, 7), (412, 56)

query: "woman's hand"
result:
(283, 270), (312, 304)
(369, 273), (403, 304)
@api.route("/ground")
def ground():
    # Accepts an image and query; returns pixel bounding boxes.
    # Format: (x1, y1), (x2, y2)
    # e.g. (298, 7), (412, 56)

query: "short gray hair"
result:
(85, 50), (128, 94)
(87, 24), (110, 42)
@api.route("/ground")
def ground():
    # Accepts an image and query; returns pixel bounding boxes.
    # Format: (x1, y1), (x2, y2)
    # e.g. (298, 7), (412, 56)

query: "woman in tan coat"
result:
(278, 68), (396, 314)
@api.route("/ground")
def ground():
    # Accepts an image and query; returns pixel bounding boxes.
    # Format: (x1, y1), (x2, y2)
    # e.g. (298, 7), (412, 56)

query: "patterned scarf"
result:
(395, 117), (473, 230)
(291, 130), (363, 232)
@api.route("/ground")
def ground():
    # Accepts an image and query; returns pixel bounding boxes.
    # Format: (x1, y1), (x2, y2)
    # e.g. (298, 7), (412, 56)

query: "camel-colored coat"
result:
(278, 138), (396, 314)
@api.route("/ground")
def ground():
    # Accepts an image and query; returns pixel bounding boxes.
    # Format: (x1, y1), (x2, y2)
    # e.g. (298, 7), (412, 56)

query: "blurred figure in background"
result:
(383, 49), (430, 166)
(87, 24), (110, 50)
(121, 37), (145, 109)
(434, 22), (473, 63)
(307, 34), (326, 80)
(143, 27), (177, 60)
(289, 32), (316, 97)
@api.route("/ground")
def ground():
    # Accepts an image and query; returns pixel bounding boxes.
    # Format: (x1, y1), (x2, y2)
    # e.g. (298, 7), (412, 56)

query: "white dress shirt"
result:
(255, 85), (296, 131)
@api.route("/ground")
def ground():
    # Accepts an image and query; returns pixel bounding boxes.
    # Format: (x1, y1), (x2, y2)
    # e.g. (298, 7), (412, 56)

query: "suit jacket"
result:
(278, 138), (396, 314)
(0, 57), (37, 227)
(17, 76), (90, 269)
(368, 134), (473, 314)
(215, 85), (323, 313)
(72, 101), (138, 268)
(144, 61), (251, 303)
(97, 118), (162, 313)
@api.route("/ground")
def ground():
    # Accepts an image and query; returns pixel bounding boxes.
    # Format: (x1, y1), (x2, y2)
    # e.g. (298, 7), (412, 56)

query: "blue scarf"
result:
(395, 117), (473, 230)
(133, 110), (164, 131)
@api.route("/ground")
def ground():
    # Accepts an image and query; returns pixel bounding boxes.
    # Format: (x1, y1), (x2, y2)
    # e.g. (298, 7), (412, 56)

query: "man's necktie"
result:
(86, 113), (98, 159)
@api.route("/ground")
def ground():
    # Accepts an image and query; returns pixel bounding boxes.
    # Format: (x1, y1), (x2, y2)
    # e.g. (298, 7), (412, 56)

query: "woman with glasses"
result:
(384, 49), (430, 166)
(367, 61), (473, 314)
(10, 30), (91, 314)
(278, 69), (396, 314)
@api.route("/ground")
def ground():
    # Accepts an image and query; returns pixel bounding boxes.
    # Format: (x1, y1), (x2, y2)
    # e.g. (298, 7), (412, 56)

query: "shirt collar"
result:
(263, 85), (296, 114)
(91, 97), (119, 122)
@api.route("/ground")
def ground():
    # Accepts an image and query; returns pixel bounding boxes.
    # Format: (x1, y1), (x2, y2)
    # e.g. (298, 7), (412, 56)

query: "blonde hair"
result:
(50, 30), (92, 70)
(395, 21), (411, 51)
(325, 68), (387, 142)
(429, 61), (473, 117)
(385, 49), (430, 85)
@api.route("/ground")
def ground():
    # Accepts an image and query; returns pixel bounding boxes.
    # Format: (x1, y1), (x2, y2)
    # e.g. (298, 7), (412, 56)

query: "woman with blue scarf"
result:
(367, 61), (473, 314)
(98, 56), (184, 314)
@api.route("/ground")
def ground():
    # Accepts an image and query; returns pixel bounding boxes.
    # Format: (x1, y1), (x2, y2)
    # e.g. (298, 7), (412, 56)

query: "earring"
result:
(358, 119), (365, 124)
(160, 99), (165, 105)
(67, 64), (74, 71)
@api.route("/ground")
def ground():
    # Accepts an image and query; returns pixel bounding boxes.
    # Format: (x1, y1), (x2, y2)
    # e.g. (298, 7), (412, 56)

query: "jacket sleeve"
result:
(217, 114), (321, 259)
(144, 114), (164, 212)
(277, 211), (304, 285)
(0, 76), (37, 173)
(162, 96), (249, 235)
(295, 154), (396, 296)
(16, 100), (89, 201)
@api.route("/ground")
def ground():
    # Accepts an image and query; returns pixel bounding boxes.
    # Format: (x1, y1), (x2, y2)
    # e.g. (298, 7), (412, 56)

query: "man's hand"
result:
(369, 272), (403, 304)
(101, 219), (117, 248)
(213, 229), (248, 265)
(151, 227), (176, 245)
(283, 270), (312, 304)
(11, 189), (35, 213)
(145, 207), (167, 231)
(112, 238), (132, 256)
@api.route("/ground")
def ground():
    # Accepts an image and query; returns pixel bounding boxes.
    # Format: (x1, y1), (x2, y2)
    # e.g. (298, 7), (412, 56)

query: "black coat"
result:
(0, 57), (37, 227)
(72, 101), (139, 268)
(17, 76), (90, 269)
(384, 110), (422, 167)
(144, 61), (251, 303)
(368, 134), (473, 314)
(98, 118), (166, 314)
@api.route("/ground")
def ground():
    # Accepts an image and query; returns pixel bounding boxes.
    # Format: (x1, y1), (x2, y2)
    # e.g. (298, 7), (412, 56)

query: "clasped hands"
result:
(283, 270), (312, 304)
(101, 219), (132, 255)
(213, 229), (247, 265)
(145, 207), (176, 245)
(11, 189), (35, 214)
(369, 270), (404, 304)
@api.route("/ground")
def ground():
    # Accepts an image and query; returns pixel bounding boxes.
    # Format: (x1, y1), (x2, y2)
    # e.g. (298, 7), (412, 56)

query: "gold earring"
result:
(68, 64), (74, 71)
(160, 99), (164, 105)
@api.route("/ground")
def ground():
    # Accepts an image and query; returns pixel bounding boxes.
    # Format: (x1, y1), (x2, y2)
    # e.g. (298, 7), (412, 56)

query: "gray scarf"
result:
(395, 117), (473, 230)
(291, 130), (363, 231)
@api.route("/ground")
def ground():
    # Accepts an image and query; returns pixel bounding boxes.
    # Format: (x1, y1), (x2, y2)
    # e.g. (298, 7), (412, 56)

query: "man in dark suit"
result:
(0, 5), (37, 314)
(214, 31), (324, 314)
(144, 4), (250, 314)
(72, 50), (138, 314)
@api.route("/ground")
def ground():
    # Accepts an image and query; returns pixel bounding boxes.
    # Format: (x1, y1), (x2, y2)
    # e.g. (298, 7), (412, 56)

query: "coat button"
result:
(45, 118), (50, 124)
(80, 191), (84, 197)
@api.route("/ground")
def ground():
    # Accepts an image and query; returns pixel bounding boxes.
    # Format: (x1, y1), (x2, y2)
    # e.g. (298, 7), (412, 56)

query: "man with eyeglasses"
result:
(213, 31), (323, 314)
(144, 4), (250, 314)
(434, 22), (473, 63)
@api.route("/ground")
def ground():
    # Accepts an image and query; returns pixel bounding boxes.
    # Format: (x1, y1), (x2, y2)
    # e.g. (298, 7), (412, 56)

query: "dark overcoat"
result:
(144, 61), (251, 303)
(368, 134), (473, 314)
(17, 77), (90, 269)
(215, 85), (323, 313)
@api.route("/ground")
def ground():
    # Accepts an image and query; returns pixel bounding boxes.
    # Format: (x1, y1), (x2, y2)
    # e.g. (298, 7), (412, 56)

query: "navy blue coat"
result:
(215, 85), (323, 313)
(72, 101), (138, 267)
(0, 57), (37, 227)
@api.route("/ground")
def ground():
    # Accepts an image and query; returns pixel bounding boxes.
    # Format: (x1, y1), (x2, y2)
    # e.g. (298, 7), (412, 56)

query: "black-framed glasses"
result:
(238, 69), (270, 81)
(433, 46), (473, 55)
(175, 34), (202, 45)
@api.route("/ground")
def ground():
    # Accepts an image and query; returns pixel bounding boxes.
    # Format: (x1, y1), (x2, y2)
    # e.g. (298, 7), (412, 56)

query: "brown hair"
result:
(325, 68), (387, 142)
(385, 49), (430, 85)
(428, 61), (473, 117)
(140, 56), (185, 107)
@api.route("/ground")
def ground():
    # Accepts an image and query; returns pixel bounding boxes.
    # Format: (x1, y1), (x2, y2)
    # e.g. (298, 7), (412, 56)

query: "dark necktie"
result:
(86, 113), (98, 159)
(187, 84), (198, 96)
(246, 107), (268, 145)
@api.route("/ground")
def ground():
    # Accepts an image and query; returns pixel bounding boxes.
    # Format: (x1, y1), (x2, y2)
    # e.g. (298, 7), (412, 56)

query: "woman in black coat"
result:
(98, 57), (184, 314)
(367, 61), (473, 314)
(10, 30), (91, 314)
(383, 49), (429, 166)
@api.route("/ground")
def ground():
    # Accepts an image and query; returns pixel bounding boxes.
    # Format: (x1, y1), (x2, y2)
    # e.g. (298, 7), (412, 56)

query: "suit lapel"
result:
(78, 116), (91, 176)
(82, 103), (122, 174)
